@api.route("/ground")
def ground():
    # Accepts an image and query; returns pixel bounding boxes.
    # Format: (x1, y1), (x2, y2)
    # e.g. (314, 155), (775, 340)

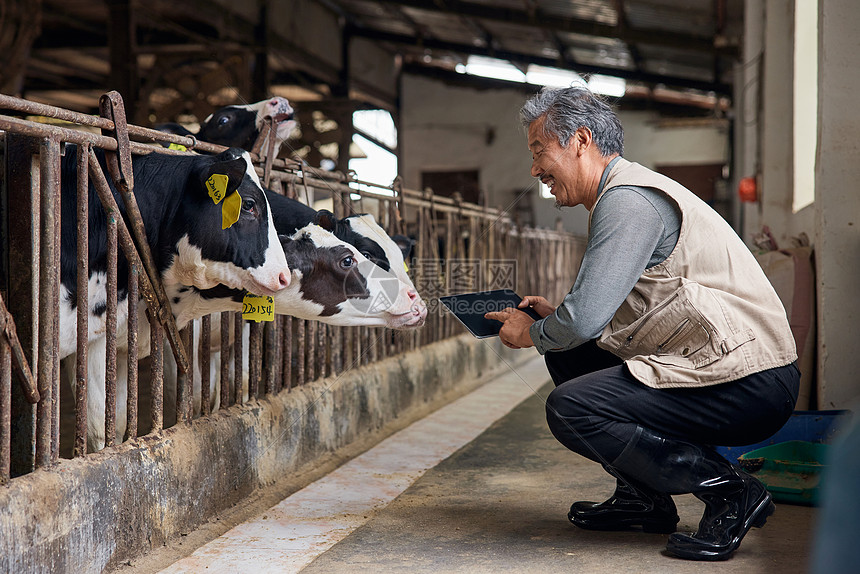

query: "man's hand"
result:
(518, 295), (555, 318)
(484, 307), (536, 349)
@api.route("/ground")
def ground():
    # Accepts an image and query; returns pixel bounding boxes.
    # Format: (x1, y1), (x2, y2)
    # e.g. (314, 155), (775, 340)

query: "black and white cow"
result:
(58, 146), (290, 360)
(156, 97), (296, 155)
(58, 145), (290, 450)
(70, 221), (425, 447)
(163, 203), (429, 418)
(265, 190), (426, 327)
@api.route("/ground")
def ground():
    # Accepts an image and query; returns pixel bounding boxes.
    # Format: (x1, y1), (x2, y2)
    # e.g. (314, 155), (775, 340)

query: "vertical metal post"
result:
(317, 323), (331, 379)
(282, 316), (292, 392)
(220, 312), (230, 408)
(264, 320), (276, 396)
(125, 262), (138, 441)
(74, 145), (89, 457)
(306, 321), (315, 382)
(35, 137), (60, 468)
(103, 207), (118, 448)
(233, 313), (243, 404)
(149, 314), (163, 433)
(248, 321), (261, 399)
(1, 341), (10, 483)
(296, 320), (305, 386)
(332, 327), (342, 374)
(200, 315), (211, 416)
(51, 149), (62, 462)
(177, 324), (193, 423)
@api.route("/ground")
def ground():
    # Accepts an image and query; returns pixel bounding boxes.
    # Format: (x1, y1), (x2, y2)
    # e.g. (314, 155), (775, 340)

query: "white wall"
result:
(620, 113), (728, 169)
(401, 75), (728, 235)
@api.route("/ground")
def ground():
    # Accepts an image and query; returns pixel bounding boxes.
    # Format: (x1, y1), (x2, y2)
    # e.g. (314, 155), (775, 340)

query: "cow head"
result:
(166, 148), (290, 296)
(318, 212), (426, 328)
(273, 224), (424, 328)
(197, 97), (296, 152)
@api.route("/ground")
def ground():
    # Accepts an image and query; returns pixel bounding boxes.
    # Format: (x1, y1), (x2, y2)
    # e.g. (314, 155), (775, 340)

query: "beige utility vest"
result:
(594, 158), (797, 388)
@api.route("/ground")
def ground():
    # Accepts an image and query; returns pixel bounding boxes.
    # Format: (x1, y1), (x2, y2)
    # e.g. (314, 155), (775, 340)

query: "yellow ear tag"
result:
(403, 261), (409, 273)
(168, 143), (187, 151)
(206, 174), (242, 229)
(221, 191), (242, 229)
(206, 173), (229, 203)
(242, 294), (274, 322)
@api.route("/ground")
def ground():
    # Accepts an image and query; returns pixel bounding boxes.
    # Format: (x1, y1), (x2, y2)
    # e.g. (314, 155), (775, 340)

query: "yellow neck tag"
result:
(403, 261), (409, 273)
(168, 143), (187, 151)
(242, 294), (274, 322)
(221, 191), (242, 229)
(206, 173), (229, 204)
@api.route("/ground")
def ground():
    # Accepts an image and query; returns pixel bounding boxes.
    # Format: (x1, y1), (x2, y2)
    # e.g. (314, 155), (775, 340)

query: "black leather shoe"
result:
(666, 470), (775, 561)
(569, 478), (680, 533)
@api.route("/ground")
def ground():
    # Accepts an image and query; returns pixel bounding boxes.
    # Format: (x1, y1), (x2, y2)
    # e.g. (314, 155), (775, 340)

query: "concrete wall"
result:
(815, 0), (860, 407)
(400, 75), (729, 235)
(0, 336), (530, 573)
(733, 0), (859, 407)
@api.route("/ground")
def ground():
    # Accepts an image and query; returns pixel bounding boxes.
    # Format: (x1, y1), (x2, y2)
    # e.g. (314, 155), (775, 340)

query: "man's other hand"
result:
(518, 295), (555, 318)
(484, 307), (537, 349)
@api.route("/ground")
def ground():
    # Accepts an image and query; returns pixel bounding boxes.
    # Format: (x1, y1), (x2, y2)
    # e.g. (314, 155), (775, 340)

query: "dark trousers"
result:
(544, 340), (801, 466)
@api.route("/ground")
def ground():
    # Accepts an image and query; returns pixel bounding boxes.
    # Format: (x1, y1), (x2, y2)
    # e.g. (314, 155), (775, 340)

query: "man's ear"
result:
(573, 127), (593, 155)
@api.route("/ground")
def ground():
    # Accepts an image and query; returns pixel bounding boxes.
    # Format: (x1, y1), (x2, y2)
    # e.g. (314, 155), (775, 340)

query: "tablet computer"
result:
(438, 289), (543, 339)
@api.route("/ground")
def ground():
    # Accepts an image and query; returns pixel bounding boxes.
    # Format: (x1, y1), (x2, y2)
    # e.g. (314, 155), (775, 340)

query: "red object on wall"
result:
(738, 176), (758, 202)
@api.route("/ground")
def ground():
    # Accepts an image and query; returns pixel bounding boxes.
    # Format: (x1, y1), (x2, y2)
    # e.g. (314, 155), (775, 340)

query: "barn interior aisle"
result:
(117, 352), (816, 574)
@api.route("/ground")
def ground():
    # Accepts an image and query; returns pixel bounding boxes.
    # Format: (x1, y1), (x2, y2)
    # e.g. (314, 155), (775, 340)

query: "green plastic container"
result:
(737, 440), (828, 506)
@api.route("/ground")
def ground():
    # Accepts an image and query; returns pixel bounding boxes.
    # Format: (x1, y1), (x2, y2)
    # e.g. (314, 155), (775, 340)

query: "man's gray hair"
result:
(520, 87), (624, 157)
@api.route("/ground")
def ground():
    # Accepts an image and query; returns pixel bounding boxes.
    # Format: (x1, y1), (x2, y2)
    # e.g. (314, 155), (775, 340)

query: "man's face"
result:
(527, 116), (583, 208)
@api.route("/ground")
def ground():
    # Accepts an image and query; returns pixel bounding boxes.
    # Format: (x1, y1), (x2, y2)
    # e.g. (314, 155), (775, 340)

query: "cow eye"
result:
(241, 198), (257, 215)
(340, 255), (354, 269)
(218, 115), (230, 126)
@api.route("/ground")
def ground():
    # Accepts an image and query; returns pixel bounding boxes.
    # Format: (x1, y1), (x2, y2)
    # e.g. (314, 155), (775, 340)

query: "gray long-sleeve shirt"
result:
(529, 159), (682, 354)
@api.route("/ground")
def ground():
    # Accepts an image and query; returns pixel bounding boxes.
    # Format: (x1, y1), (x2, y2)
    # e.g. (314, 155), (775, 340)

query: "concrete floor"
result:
(146, 352), (817, 574)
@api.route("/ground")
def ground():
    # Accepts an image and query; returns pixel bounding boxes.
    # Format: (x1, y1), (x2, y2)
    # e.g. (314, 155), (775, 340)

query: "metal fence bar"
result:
(149, 315), (164, 433)
(220, 313), (231, 409)
(233, 313), (243, 405)
(35, 136), (60, 468)
(296, 321), (305, 387)
(282, 316), (292, 392)
(248, 322), (261, 400)
(1, 340), (10, 483)
(200, 315), (211, 416)
(264, 320), (276, 395)
(103, 204), (118, 449)
(74, 145), (89, 457)
(126, 263), (139, 441)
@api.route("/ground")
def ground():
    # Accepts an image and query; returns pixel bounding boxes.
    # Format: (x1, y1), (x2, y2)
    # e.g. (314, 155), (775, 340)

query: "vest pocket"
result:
(656, 318), (711, 357)
(603, 284), (724, 367)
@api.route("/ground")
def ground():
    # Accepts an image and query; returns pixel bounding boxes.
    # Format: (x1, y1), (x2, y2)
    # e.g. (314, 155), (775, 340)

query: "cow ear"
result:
(392, 234), (416, 260)
(204, 156), (247, 195)
(315, 210), (337, 232)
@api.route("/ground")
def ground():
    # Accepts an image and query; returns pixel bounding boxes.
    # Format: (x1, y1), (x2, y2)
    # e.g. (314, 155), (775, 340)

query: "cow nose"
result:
(278, 270), (291, 288)
(407, 289), (425, 314)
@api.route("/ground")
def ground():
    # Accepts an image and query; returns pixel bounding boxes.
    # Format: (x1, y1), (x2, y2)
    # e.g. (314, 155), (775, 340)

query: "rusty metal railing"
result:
(0, 92), (586, 482)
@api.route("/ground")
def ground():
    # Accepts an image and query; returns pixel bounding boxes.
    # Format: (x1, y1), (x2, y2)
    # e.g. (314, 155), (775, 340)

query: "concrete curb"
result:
(0, 335), (531, 573)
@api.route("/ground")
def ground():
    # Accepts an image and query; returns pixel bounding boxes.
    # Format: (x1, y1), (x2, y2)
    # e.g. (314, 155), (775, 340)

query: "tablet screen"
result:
(438, 289), (543, 338)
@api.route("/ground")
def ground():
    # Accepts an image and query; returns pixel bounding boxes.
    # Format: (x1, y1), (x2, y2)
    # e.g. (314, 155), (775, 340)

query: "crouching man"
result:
(486, 86), (798, 561)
